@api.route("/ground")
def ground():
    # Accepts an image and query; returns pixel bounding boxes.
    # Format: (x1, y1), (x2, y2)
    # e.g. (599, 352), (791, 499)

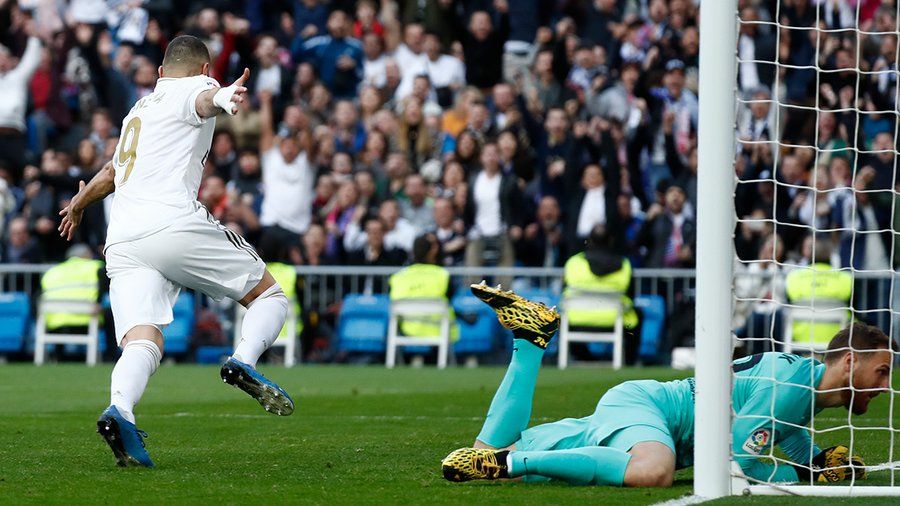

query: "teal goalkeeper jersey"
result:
(730, 352), (825, 482)
(650, 352), (824, 482)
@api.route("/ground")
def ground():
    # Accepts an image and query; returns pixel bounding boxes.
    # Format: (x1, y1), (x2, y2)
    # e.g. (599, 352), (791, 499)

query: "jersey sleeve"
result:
(732, 385), (801, 483)
(177, 76), (220, 126)
(778, 428), (821, 468)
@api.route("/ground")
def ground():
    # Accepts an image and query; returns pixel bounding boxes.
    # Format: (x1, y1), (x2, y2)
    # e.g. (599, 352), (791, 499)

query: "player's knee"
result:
(121, 325), (164, 353)
(265, 283), (288, 307)
(625, 463), (673, 488)
(646, 466), (673, 487)
(243, 275), (287, 306)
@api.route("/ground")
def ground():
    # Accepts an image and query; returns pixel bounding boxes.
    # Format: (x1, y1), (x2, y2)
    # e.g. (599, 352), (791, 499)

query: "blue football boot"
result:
(96, 406), (154, 467)
(220, 357), (295, 415)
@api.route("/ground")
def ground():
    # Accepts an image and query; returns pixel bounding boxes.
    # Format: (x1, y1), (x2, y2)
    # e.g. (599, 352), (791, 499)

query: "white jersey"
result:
(106, 74), (219, 248)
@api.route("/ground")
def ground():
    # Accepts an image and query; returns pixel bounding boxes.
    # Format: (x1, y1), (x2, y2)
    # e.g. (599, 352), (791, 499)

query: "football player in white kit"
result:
(58, 35), (294, 467)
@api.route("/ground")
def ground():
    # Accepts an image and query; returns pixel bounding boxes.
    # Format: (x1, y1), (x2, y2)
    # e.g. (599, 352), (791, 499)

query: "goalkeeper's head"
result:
(823, 322), (895, 415)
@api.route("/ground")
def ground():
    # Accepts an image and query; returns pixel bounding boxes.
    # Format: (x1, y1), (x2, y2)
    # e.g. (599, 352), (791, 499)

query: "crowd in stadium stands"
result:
(0, 0), (712, 272)
(1, 1), (899, 357)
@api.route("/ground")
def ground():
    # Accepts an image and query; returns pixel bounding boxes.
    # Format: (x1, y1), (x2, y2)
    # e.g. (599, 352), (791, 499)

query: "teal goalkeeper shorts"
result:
(516, 381), (678, 456)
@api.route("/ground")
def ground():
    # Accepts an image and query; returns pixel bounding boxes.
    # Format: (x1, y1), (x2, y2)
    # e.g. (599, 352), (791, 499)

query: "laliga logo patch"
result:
(742, 429), (771, 455)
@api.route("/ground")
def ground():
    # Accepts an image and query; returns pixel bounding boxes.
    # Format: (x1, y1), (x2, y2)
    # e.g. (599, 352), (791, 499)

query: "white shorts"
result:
(105, 205), (265, 344)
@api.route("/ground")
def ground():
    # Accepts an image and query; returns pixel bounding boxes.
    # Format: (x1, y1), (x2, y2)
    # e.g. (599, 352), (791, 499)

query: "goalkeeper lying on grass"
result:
(442, 284), (893, 487)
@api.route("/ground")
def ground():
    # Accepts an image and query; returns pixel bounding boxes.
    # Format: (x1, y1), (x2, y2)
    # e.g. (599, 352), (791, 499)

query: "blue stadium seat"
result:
(452, 293), (500, 355)
(164, 292), (195, 355)
(634, 294), (666, 363)
(196, 346), (232, 364)
(336, 294), (390, 353)
(0, 293), (29, 353)
(587, 294), (667, 361)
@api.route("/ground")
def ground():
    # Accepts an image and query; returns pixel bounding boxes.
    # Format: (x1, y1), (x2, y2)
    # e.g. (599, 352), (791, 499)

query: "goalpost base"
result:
(742, 486), (900, 497)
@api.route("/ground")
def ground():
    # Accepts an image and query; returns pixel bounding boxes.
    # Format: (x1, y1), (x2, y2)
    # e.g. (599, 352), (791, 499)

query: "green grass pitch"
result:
(0, 364), (897, 504)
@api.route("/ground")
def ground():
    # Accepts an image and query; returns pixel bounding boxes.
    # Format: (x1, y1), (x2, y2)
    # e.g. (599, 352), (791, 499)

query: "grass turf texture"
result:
(0, 364), (897, 505)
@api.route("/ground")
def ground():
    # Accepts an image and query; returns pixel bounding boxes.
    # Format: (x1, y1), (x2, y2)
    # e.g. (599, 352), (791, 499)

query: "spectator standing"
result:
(3, 216), (43, 263)
(567, 164), (618, 255)
(400, 174), (435, 231)
(294, 10), (364, 99)
(346, 216), (406, 294)
(432, 197), (466, 267)
(344, 199), (416, 256)
(257, 92), (315, 257)
(461, 8), (509, 90)
(0, 21), (41, 182)
(637, 184), (695, 268)
(421, 32), (466, 108)
(464, 142), (521, 280)
(516, 195), (566, 268)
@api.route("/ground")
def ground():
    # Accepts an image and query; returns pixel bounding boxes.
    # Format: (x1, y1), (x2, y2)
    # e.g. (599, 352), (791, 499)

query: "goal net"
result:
(695, 0), (899, 498)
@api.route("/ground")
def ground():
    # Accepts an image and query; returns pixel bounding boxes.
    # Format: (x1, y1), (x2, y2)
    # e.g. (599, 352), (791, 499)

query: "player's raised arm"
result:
(58, 161), (116, 241)
(258, 89), (276, 153)
(195, 67), (250, 118)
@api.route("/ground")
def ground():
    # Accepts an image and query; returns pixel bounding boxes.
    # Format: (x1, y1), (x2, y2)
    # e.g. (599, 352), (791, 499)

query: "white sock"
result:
(232, 283), (288, 368)
(110, 339), (162, 424)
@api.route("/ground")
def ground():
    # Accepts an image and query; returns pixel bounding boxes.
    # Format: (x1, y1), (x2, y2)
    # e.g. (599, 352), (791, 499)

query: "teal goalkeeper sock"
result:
(508, 447), (632, 486)
(475, 340), (544, 448)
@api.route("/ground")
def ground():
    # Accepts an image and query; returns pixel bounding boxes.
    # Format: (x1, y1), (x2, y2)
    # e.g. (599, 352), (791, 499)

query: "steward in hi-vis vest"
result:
(563, 225), (640, 365)
(40, 244), (104, 330)
(390, 233), (457, 341)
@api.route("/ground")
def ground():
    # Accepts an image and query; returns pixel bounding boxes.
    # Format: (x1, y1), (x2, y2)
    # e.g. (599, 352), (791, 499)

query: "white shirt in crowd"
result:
(342, 218), (417, 253)
(260, 144), (314, 234)
(0, 37), (41, 132)
(363, 55), (388, 88)
(472, 170), (503, 238)
(577, 185), (607, 237)
(738, 34), (760, 92)
(860, 204), (890, 271)
(255, 65), (282, 95)
(68, 0), (108, 23)
(396, 53), (466, 99)
(106, 74), (219, 248)
(393, 44), (427, 77)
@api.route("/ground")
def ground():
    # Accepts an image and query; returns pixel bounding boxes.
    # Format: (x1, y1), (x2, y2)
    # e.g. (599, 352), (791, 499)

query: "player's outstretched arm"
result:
(58, 161), (116, 241)
(195, 67), (250, 118)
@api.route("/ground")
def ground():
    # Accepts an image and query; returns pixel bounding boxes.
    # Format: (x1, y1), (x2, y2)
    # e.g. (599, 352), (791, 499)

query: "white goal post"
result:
(696, 0), (899, 499)
(694, 0), (739, 498)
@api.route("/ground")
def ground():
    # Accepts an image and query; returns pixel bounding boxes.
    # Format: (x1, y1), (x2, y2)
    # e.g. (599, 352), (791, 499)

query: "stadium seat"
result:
(0, 293), (29, 354)
(336, 294), (390, 354)
(386, 298), (451, 368)
(558, 292), (624, 369)
(34, 298), (101, 366)
(164, 292), (195, 355)
(635, 295), (666, 363)
(196, 346), (233, 364)
(586, 294), (667, 362)
(451, 292), (500, 357)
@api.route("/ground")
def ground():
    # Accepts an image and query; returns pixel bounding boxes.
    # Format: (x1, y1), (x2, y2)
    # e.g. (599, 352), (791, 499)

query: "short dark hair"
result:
(824, 322), (894, 363)
(364, 216), (386, 231)
(162, 35), (211, 74)
(412, 234), (436, 263)
(585, 224), (613, 251)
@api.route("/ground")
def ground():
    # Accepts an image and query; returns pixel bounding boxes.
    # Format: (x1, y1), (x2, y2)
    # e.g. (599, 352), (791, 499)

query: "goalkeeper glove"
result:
(793, 445), (867, 483)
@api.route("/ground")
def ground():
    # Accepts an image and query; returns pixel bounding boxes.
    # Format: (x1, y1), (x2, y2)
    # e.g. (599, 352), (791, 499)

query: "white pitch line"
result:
(151, 412), (558, 422)
(650, 495), (710, 506)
